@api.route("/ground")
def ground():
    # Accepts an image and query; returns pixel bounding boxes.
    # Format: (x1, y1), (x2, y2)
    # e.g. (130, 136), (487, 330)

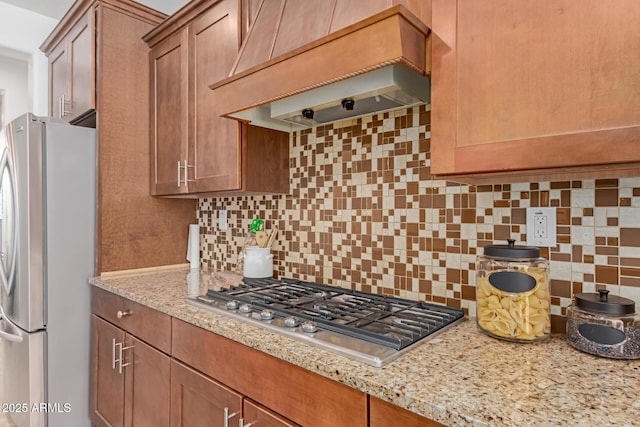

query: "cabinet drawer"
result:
(369, 396), (444, 427)
(171, 318), (366, 427)
(91, 287), (171, 354)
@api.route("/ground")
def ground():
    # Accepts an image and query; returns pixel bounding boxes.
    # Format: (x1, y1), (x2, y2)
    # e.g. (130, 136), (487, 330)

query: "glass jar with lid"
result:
(476, 239), (551, 342)
(566, 290), (640, 359)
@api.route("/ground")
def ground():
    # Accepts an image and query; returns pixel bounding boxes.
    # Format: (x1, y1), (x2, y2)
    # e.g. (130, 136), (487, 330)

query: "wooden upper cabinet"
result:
(43, 0), (196, 274)
(430, 0), (640, 181)
(150, 31), (189, 195)
(145, 0), (289, 197)
(46, 9), (95, 124)
(188, 0), (242, 193)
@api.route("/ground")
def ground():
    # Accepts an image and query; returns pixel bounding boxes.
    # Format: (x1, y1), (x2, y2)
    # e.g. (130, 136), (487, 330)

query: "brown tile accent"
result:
(550, 253), (571, 262)
(540, 191), (550, 206)
(621, 228), (640, 247)
(595, 178), (618, 188)
(550, 280), (572, 298)
(494, 225), (510, 240)
(595, 265), (619, 284)
(595, 188), (618, 207)
(621, 267), (640, 278)
(621, 257), (640, 267)
(556, 208), (571, 225)
(595, 246), (618, 256)
(551, 315), (567, 334)
(620, 277), (640, 287)
(512, 208), (526, 224)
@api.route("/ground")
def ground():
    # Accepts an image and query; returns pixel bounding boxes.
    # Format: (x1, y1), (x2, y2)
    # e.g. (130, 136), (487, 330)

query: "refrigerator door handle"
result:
(0, 328), (23, 343)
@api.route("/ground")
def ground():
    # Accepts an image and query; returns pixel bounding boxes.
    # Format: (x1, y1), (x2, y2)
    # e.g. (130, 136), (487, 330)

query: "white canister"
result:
(243, 247), (273, 278)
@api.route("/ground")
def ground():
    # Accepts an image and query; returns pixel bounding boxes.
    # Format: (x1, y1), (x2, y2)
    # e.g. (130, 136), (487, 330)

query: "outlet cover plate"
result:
(526, 207), (556, 247)
(219, 210), (228, 230)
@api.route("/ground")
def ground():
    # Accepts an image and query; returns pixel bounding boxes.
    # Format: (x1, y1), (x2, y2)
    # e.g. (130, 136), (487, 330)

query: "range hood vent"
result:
(210, 1), (432, 132)
(230, 64), (429, 131)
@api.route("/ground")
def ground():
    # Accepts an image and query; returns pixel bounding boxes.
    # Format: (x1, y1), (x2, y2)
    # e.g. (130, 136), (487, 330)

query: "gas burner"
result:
(189, 277), (464, 367)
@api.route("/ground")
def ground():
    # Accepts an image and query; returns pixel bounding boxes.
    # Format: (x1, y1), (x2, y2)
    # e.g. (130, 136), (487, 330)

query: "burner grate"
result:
(204, 277), (464, 350)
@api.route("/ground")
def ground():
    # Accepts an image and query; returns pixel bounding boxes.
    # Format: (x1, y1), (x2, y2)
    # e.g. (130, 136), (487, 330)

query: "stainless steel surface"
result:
(224, 407), (239, 427)
(113, 341), (133, 375)
(188, 277), (465, 367)
(177, 160), (181, 187)
(184, 160), (194, 184)
(0, 114), (45, 332)
(0, 113), (96, 427)
(0, 309), (45, 427)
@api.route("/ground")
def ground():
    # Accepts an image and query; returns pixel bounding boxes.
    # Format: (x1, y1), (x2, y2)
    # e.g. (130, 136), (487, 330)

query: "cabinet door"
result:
(170, 360), (242, 427)
(67, 10), (95, 121)
(188, 0), (242, 193)
(172, 319), (368, 427)
(242, 400), (300, 427)
(49, 40), (69, 120)
(91, 315), (126, 427)
(430, 0), (640, 176)
(149, 30), (189, 195)
(369, 396), (444, 427)
(124, 335), (170, 427)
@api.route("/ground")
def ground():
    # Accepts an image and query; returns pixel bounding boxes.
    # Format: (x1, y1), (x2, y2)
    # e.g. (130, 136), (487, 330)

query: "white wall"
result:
(0, 1), (57, 121)
(0, 0), (189, 124)
(0, 55), (29, 123)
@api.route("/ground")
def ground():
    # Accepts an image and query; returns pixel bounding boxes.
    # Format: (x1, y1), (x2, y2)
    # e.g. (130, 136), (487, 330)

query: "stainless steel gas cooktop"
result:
(187, 277), (464, 367)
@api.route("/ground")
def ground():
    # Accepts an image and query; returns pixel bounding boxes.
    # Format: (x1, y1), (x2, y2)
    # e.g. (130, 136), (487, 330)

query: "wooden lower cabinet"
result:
(91, 289), (172, 426)
(90, 315), (171, 427)
(369, 396), (445, 427)
(171, 318), (368, 427)
(170, 360), (299, 427)
(242, 399), (300, 427)
(91, 316), (125, 426)
(125, 336), (171, 427)
(170, 360), (242, 427)
(91, 289), (443, 427)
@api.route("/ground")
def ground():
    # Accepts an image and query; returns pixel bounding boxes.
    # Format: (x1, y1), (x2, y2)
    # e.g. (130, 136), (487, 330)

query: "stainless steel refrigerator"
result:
(0, 113), (96, 426)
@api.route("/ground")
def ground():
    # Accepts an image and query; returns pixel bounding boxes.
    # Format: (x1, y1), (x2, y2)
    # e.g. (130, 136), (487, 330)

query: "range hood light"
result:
(342, 99), (355, 111)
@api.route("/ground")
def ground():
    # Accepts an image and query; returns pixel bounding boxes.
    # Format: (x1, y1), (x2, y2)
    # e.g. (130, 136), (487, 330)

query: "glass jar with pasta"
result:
(476, 239), (550, 342)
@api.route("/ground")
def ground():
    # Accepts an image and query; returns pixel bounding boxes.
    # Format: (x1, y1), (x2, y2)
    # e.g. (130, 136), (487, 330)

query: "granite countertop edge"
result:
(89, 269), (640, 427)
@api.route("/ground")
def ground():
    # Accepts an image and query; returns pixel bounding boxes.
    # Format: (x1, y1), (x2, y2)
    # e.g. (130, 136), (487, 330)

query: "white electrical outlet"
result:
(526, 207), (556, 247)
(219, 209), (228, 230)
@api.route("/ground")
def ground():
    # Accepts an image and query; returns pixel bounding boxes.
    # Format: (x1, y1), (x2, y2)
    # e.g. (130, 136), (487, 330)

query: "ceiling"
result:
(0, 0), (188, 20)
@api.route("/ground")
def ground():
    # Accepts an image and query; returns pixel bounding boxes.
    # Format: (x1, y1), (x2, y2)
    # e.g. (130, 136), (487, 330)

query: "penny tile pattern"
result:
(198, 105), (640, 332)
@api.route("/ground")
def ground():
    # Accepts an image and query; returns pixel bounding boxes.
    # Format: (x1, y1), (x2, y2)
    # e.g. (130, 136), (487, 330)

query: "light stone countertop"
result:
(90, 268), (640, 427)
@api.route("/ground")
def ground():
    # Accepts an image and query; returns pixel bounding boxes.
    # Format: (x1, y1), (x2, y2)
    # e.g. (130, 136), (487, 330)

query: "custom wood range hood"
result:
(210, 0), (432, 132)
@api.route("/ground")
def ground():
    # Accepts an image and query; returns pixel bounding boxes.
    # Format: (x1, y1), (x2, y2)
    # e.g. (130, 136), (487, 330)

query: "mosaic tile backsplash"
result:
(198, 105), (640, 332)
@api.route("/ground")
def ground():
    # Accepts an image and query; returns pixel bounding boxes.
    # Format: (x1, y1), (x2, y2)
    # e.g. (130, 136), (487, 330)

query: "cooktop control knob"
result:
(239, 303), (252, 313)
(284, 316), (299, 327)
(225, 300), (240, 310)
(301, 321), (318, 333)
(260, 309), (275, 320)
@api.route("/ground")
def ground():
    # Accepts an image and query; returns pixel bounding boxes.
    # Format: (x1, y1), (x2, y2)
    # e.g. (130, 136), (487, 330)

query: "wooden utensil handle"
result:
(266, 225), (279, 248)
